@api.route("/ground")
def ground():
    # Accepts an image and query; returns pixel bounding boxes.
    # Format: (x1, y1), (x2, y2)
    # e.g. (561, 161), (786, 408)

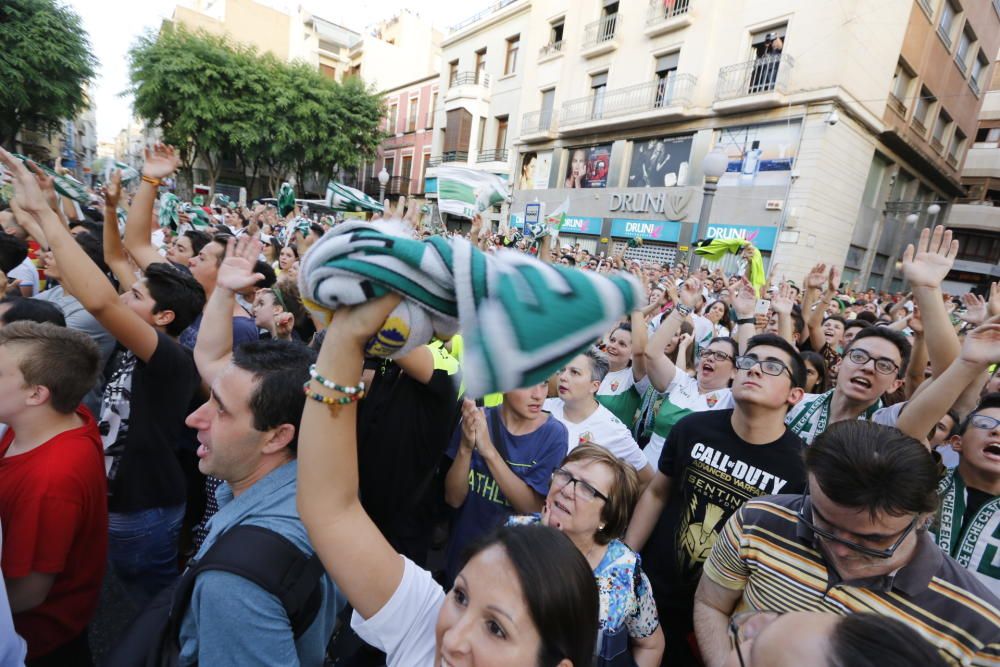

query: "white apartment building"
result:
(430, 0), (999, 290)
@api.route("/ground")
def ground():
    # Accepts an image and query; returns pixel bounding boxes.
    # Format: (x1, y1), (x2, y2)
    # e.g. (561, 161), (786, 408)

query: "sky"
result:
(65, 0), (466, 143)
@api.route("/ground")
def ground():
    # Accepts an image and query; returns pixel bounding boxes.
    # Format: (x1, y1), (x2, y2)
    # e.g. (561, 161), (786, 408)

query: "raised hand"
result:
(217, 236), (265, 293)
(901, 226), (958, 289)
(771, 281), (794, 315)
(989, 282), (1000, 318)
(827, 265), (841, 293)
(677, 333), (693, 350)
(958, 293), (987, 326)
(0, 147), (50, 217)
(678, 277), (702, 308)
(732, 277), (757, 319)
(958, 317), (1000, 366)
(804, 263), (827, 291)
(142, 142), (181, 180)
(104, 169), (123, 209)
(274, 312), (295, 340)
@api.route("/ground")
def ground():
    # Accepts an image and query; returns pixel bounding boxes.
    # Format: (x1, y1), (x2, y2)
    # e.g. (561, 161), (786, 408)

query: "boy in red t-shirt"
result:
(0, 321), (105, 665)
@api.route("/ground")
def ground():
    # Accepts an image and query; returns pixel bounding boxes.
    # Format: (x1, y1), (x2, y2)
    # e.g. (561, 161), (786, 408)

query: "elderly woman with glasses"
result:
(509, 443), (665, 667)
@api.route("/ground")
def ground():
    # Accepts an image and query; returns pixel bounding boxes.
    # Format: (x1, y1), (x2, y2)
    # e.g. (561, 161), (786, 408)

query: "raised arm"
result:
(101, 169), (137, 291)
(901, 226), (961, 377)
(904, 308), (929, 399)
(297, 293), (406, 620)
(896, 319), (1000, 442)
(194, 237), (264, 386)
(0, 148), (162, 362)
(644, 279), (701, 392)
(630, 308), (649, 382)
(123, 143), (177, 271)
(731, 277), (758, 354)
(769, 281), (796, 346)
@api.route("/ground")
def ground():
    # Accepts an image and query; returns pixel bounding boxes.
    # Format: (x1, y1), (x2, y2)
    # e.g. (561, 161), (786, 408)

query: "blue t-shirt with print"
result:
(444, 408), (567, 582)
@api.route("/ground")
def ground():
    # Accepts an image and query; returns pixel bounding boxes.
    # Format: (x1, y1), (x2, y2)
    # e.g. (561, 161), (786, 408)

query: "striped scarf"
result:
(300, 221), (643, 397)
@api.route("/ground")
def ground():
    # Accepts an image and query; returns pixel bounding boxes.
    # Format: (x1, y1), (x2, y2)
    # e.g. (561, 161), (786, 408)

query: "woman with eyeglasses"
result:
(509, 443), (665, 667)
(724, 611), (949, 667)
(298, 294), (601, 667)
(637, 277), (759, 468)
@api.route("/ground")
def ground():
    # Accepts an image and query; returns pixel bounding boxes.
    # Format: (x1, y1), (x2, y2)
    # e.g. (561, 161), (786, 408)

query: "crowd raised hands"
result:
(1, 139), (999, 667)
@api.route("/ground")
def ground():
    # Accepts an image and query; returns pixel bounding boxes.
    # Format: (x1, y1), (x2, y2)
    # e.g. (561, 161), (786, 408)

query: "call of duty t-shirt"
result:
(640, 409), (806, 619)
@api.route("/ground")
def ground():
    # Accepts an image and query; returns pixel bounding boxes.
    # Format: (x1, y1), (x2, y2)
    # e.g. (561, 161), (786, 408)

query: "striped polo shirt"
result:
(704, 495), (1000, 667)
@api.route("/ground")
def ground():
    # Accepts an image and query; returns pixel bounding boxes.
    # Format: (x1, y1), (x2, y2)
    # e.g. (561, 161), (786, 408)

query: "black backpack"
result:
(103, 524), (326, 667)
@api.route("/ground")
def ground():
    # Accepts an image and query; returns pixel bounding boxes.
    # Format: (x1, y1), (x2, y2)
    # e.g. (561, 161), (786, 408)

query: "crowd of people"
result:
(0, 140), (998, 667)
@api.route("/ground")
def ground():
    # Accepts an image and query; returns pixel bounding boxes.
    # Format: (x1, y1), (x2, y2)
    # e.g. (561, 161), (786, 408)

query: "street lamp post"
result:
(378, 167), (390, 203)
(689, 148), (729, 271)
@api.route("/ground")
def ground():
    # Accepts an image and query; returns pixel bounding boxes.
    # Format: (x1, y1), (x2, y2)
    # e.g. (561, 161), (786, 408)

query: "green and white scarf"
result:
(435, 166), (509, 219)
(786, 389), (882, 445)
(159, 193), (180, 229)
(300, 221), (643, 397)
(277, 182), (296, 217)
(934, 469), (1000, 597)
(105, 161), (140, 185)
(11, 153), (90, 204)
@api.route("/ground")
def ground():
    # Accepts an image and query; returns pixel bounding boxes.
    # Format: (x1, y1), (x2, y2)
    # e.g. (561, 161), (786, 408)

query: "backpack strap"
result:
(165, 524), (326, 658)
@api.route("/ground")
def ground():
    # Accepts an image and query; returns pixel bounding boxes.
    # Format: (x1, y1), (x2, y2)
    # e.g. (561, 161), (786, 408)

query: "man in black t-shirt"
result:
(626, 333), (808, 667)
(356, 339), (461, 567)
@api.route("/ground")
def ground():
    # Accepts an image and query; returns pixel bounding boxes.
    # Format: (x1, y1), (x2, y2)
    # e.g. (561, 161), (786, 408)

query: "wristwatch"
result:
(675, 303), (693, 317)
(736, 317), (755, 325)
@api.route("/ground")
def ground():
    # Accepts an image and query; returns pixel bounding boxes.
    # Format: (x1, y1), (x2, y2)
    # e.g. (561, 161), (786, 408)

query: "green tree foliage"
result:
(128, 25), (384, 196)
(0, 0), (97, 148)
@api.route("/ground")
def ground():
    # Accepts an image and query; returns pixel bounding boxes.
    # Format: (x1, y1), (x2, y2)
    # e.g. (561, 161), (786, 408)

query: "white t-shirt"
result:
(0, 527), (27, 667)
(642, 373), (734, 469)
(7, 258), (38, 296)
(543, 398), (651, 473)
(599, 367), (638, 396)
(351, 557), (444, 667)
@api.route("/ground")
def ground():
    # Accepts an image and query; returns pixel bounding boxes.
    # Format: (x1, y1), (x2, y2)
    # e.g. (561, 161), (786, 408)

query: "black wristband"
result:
(736, 317), (755, 325)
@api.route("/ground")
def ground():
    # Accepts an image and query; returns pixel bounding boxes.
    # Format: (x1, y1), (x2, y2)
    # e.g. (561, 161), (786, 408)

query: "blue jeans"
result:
(108, 504), (185, 606)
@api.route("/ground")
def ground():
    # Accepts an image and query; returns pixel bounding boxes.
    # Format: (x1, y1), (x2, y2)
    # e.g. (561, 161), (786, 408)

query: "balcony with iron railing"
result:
(714, 54), (795, 109)
(582, 13), (620, 57)
(539, 40), (564, 59)
(560, 75), (697, 132)
(449, 0), (520, 33)
(477, 149), (509, 163)
(449, 71), (491, 89)
(429, 151), (470, 166)
(445, 71), (492, 108)
(520, 109), (558, 140)
(645, 0), (692, 37)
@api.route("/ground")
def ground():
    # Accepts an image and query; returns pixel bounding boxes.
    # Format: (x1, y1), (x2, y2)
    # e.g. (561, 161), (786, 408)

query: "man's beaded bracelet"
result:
(308, 364), (365, 395)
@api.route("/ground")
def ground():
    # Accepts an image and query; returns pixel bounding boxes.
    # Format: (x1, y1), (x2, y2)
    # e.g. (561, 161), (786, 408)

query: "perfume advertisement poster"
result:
(564, 144), (612, 189)
(627, 135), (693, 188)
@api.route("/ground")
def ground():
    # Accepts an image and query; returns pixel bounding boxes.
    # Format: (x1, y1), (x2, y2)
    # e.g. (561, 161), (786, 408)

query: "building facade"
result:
(354, 74), (439, 207)
(942, 54), (1000, 292)
(430, 0), (998, 287)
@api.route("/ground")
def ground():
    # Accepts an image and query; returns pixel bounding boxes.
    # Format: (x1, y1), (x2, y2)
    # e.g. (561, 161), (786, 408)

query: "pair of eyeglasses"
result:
(729, 611), (783, 667)
(969, 414), (1000, 431)
(698, 350), (733, 364)
(796, 496), (918, 559)
(845, 348), (899, 375)
(551, 468), (608, 503)
(735, 355), (791, 379)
